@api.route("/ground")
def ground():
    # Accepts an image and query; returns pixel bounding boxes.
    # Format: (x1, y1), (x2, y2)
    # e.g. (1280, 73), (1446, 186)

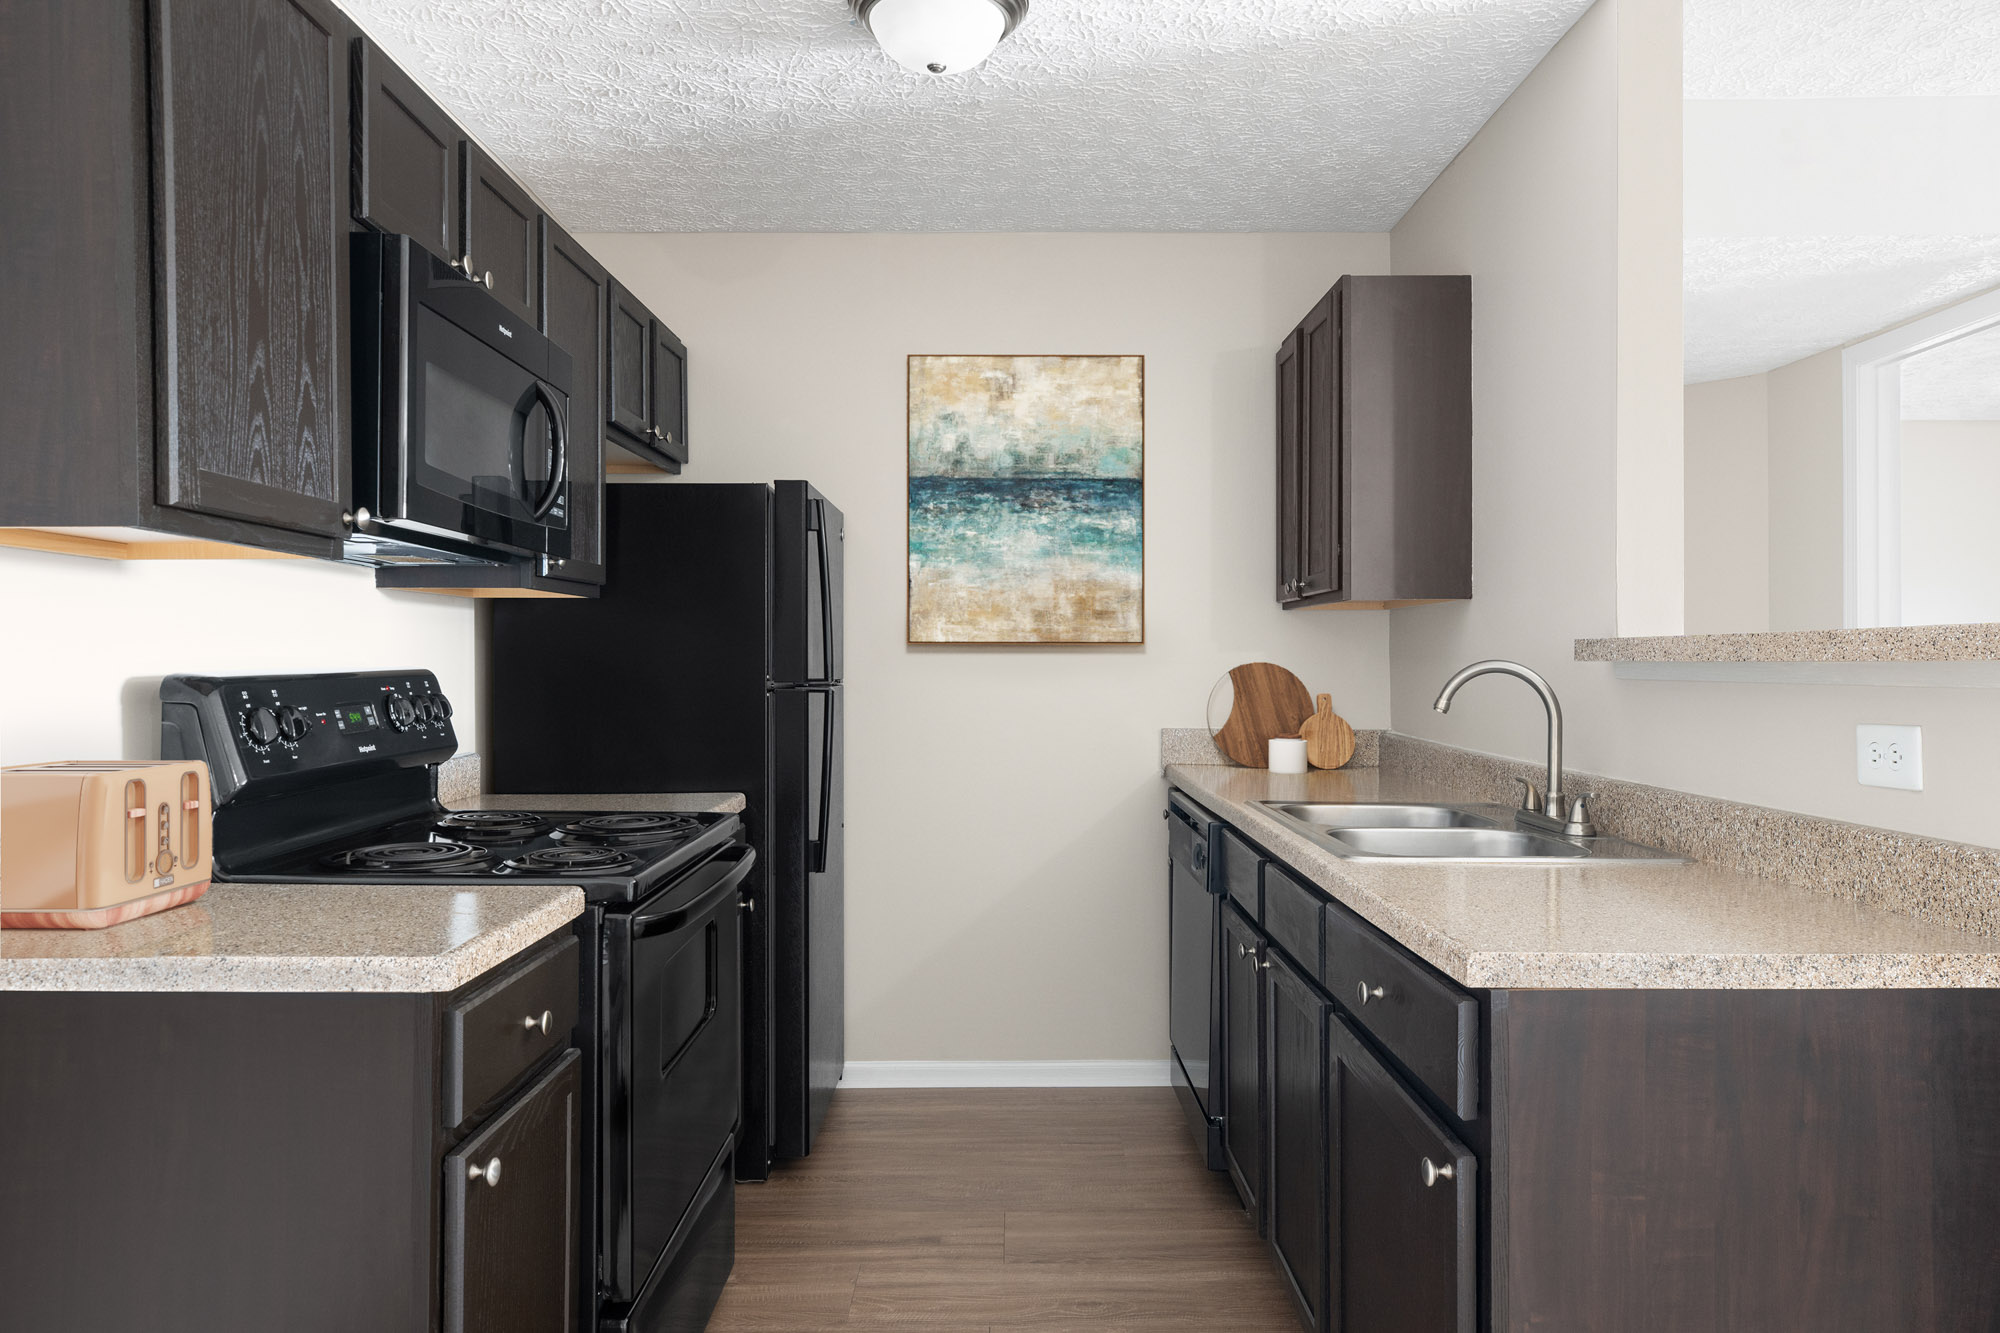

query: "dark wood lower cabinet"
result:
(1329, 1014), (1476, 1333)
(444, 1049), (581, 1333)
(1264, 946), (1328, 1331)
(1178, 791), (2000, 1333)
(0, 930), (579, 1333)
(1222, 903), (1265, 1221)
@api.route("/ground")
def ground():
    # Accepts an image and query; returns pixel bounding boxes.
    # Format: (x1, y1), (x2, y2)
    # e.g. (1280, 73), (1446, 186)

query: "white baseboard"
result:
(840, 1059), (1175, 1089)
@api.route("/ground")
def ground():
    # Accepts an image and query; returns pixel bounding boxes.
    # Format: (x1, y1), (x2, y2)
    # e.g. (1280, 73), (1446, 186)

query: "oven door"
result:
(600, 846), (751, 1304)
(356, 233), (573, 560)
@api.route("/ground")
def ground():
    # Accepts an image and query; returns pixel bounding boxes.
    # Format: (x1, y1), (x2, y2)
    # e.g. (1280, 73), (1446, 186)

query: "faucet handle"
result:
(1563, 791), (1600, 838)
(1513, 776), (1545, 814)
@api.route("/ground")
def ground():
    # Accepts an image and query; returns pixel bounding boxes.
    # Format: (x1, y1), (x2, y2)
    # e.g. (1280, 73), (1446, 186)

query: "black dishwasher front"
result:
(1167, 792), (1224, 1169)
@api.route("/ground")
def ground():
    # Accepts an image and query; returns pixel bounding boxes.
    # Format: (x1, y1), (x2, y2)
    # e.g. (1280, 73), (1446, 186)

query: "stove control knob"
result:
(277, 705), (309, 742)
(419, 695), (446, 726)
(385, 693), (417, 732)
(435, 693), (454, 719)
(242, 706), (280, 747)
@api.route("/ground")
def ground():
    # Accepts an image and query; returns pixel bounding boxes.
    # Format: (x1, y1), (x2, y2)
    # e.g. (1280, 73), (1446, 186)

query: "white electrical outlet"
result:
(1856, 724), (1923, 791)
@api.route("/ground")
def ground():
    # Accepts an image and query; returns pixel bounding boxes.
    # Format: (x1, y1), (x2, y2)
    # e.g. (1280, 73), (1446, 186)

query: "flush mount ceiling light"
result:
(851, 0), (1030, 77)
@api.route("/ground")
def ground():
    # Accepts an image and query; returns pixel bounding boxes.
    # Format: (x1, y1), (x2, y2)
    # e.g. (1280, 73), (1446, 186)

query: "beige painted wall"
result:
(0, 549), (478, 764)
(1901, 420), (2000, 625)
(1683, 374), (1769, 633)
(1388, 0), (2000, 849)
(575, 231), (1394, 1063)
(1765, 348), (1845, 630)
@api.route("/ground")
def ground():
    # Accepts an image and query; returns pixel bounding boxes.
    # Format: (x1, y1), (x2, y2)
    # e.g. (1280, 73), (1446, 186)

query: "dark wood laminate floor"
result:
(708, 1087), (1300, 1331)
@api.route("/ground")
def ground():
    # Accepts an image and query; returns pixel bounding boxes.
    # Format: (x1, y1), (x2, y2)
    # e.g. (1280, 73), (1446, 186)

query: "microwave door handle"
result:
(527, 380), (567, 521)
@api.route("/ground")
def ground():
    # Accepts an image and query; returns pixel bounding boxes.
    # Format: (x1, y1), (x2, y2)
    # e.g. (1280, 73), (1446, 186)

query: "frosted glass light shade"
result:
(864, 0), (1007, 76)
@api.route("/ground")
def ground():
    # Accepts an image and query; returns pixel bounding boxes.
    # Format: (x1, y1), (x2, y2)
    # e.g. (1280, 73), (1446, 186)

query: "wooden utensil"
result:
(1298, 694), (1356, 770)
(1210, 663), (1315, 767)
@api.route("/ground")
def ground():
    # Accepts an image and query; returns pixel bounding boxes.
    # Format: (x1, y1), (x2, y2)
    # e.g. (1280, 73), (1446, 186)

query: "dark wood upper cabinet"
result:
(604, 281), (686, 473)
(350, 35), (460, 260)
(151, 0), (352, 538)
(1222, 903), (1265, 1224)
(1328, 1016), (1476, 1333)
(541, 217), (608, 585)
(463, 142), (541, 327)
(1275, 274), (1470, 609)
(607, 281), (653, 444)
(1274, 329), (1302, 603)
(652, 317), (690, 466)
(1264, 947), (1328, 1332)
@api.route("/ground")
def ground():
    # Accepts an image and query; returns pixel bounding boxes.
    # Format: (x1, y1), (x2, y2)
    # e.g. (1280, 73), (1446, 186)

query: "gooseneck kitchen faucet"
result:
(1432, 659), (1596, 837)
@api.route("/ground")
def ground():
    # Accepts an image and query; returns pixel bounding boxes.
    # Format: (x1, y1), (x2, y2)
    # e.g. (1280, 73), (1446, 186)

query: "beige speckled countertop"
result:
(0, 883), (583, 993)
(0, 791), (743, 993)
(1168, 762), (2000, 990)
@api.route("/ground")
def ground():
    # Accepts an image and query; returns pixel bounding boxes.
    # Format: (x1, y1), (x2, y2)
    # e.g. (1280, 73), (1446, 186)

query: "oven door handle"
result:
(527, 379), (568, 521)
(628, 846), (755, 940)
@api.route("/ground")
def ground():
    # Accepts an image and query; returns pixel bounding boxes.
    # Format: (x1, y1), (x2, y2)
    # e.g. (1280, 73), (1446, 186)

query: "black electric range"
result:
(242, 805), (741, 901)
(160, 670), (746, 1333)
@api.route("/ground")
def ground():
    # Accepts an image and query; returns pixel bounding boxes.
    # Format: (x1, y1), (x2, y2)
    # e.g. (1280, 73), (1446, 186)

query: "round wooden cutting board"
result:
(1209, 663), (1315, 767)
(1299, 694), (1356, 769)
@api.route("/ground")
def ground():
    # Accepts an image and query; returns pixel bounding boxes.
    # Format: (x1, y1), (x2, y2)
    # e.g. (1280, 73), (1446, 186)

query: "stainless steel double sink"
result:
(1254, 801), (1686, 864)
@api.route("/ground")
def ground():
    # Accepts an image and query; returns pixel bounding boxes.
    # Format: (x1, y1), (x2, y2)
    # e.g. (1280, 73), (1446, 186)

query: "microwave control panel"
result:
(160, 671), (457, 807)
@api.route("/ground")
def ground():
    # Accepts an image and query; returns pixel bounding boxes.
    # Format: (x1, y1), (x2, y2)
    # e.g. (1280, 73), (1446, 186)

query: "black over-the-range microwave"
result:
(346, 232), (573, 567)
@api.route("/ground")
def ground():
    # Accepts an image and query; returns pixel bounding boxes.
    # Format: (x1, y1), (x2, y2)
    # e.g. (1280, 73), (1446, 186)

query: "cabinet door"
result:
(463, 142), (540, 327)
(443, 1049), (581, 1333)
(1298, 287), (1341, 598)
(1265, 948), (1328, 1331)
(350, 35), (460, 260)
(651, 318), (690, 465)
(1222, 904), (1265, 1222)
(541, 219), (607, 584)
(1275, 327), (1303, 604)
(1329, 1016), (1476, 1333)
(606, 282), (652, 445)
(151, 0), (350, 536)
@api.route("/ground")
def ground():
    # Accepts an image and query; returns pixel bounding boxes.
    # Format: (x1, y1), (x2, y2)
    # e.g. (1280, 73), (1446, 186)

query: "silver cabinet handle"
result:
(457, 253), (476, 278)
(1421, 1157), (1454, 1187)
(739, 896), (756, 913)
(482, 271), (493, 289)
(1237, 942), (1252, 959)
(467, 1156), (503, 1187)
(1357, 982), (1384, 1005)
(521, 1010), (551, 1035)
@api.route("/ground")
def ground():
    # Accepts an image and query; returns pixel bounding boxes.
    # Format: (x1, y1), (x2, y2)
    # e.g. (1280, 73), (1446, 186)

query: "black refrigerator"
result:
(488, 481), (844, 1181)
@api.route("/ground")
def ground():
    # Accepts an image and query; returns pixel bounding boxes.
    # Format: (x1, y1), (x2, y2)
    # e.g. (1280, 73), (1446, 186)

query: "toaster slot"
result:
(181, 770), (202, 867)
(125, 779), (148, 882)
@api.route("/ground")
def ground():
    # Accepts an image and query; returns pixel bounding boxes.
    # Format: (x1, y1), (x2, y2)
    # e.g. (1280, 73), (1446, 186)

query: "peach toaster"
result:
(1, 760), (212, 928)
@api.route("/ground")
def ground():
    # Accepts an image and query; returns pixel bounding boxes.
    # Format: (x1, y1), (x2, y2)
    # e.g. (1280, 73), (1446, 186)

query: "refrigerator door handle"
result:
(811, 499), (836, 685)
(809, 685), (836, 875)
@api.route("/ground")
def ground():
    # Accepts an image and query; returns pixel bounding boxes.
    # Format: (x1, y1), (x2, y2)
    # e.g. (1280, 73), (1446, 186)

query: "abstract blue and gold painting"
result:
(907, 355), (1145, 644)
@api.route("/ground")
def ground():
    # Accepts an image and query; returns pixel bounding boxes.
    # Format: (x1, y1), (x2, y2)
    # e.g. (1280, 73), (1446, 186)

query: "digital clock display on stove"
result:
(333, 702), (379, 734)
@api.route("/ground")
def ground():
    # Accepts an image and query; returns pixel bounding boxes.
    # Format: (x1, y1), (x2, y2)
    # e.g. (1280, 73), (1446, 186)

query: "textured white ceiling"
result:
(336, 0), (1594, 232)
(1685, 0), (2000, 99)
(1902, 322), (2000, 422)
(1683, 0), (2000, 383)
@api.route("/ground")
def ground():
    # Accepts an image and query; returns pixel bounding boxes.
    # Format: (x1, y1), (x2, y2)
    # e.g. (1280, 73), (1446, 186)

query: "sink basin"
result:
(1324, 826), (1588, 861)
(1264, 802), (1503, 831)
(1251, 799), (1687, 864)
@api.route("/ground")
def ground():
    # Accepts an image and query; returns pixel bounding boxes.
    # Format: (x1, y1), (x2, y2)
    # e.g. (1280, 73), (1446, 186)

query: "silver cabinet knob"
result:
(482, 271), (493, 289)
(1421, 1157), (1454, 1187)
(521, 1010), (551, 1035)
(739, 896), (755, 913)
(467, 1156), (502, 1187)
(1357, 982), (1384, 1005)
(457, 253), (476, 278)
(1237, 942), (1253, 959)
